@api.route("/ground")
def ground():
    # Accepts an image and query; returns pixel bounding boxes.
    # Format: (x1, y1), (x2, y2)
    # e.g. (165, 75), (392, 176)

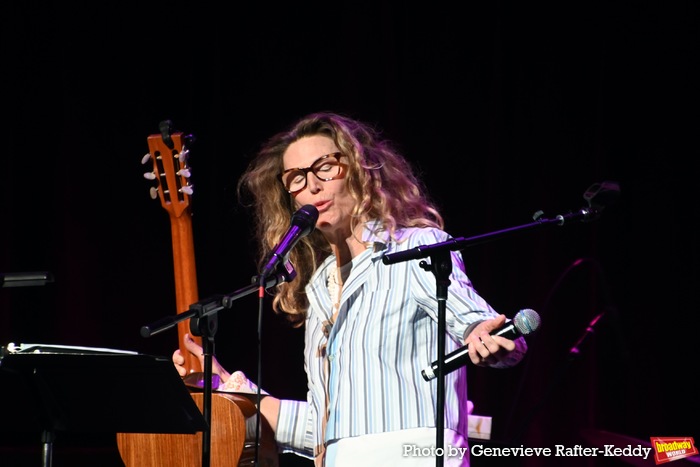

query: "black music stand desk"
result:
(0, 346), (207, 466)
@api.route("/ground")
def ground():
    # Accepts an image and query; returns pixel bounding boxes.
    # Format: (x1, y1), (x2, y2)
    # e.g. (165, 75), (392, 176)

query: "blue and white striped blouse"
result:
(275, 225), (526, 458)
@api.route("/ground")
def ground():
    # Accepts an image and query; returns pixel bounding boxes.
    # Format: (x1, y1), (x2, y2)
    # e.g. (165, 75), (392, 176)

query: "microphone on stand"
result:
(579, 180), (621, 222)
(1, 271), (54, 288)
(421, 308), (541, 382)
(259, 205), (319, 280)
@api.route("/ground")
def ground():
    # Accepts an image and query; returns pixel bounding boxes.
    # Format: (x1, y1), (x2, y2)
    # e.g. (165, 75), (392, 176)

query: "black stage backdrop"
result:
(1, 2), (698, 467)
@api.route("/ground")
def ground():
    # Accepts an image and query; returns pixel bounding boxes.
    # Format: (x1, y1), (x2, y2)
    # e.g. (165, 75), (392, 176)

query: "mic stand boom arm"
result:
(140, 269), (295, 339)
(382, 206), (603, 266)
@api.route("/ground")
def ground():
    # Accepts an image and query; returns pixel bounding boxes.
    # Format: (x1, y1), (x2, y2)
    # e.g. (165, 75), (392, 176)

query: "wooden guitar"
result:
(116, 121), (278, 466)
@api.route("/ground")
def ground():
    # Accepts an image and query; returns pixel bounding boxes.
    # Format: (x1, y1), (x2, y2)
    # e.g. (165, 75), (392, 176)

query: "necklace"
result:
(327, 262), (352, 315)
(327, 266), (342, 311)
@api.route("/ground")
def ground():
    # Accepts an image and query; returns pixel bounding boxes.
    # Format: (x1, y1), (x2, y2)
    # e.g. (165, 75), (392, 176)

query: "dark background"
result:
(1, 2), (698, 466)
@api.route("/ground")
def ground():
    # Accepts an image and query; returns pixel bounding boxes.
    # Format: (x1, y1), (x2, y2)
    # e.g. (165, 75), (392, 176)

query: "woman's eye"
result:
(290, 172), (305, 183)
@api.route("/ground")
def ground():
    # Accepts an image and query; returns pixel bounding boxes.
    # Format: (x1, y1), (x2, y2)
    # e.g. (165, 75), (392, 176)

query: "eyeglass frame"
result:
(279, 152), (344, 194)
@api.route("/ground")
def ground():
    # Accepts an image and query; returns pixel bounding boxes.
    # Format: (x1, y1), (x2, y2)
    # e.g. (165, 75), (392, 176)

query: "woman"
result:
(174, 111), (527, 466)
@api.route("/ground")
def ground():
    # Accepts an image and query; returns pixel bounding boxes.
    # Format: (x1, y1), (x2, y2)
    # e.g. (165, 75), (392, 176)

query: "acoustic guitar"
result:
(116, 121), (278, 466)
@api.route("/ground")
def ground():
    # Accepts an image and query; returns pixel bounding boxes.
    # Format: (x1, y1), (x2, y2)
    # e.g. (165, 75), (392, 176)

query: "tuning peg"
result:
(141, 153), (152, 165)
(178, 147), (189, 164)
(143, 172), (157, 180)
(180, 186), (194, 195)
(177, 168), (191, 178)
(149, 187), (158, 200)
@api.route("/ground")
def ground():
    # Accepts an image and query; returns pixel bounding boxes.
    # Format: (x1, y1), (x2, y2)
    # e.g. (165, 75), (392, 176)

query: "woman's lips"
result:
(314, 200), (331, 211)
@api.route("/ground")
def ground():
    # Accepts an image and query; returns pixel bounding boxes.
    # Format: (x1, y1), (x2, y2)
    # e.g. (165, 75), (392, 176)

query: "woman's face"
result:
(282, 135), (354, 239)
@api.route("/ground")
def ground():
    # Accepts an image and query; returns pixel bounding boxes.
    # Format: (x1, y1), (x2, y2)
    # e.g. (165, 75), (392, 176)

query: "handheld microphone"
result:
(259, 205), (319, 280)
(421, 308), (541, 381)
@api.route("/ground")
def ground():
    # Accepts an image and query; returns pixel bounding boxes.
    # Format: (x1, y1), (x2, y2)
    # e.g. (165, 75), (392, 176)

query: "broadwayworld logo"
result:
(650, 437), (699, 465)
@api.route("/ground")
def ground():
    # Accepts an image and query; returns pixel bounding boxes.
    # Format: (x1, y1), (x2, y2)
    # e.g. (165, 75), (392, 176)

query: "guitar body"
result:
(117, 122), (278, 466)
(116, 393), (278, 467)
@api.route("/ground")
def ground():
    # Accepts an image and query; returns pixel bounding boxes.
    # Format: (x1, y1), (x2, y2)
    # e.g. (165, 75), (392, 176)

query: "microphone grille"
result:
(292, 204), (320, 235)
(513, 308), (541, 336)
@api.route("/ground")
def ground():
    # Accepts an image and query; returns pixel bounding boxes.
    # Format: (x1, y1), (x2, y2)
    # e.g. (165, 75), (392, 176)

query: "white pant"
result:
(324, 428), (469, 467)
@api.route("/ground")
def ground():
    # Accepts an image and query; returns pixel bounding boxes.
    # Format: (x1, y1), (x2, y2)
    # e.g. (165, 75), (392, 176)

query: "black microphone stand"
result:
(381, 182), (618, 467)
(141, 265), (295, 467)
(418, 250), (452, 467)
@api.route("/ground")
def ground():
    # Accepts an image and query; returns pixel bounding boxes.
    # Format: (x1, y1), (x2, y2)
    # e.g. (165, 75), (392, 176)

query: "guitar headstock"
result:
(142, 120), (195, 217)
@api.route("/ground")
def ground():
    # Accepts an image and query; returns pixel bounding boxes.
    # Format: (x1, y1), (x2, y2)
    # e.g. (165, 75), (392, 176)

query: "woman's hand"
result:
(172, 333), (231, 382)
(463, 314), (518, 367)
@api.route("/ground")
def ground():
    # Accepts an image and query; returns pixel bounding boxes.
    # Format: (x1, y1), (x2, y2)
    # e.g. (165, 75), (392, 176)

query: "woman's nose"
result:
(306, 173), (322, 193)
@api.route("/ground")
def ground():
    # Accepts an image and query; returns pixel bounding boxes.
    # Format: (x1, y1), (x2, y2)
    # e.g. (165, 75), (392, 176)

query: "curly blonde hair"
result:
(237, 112), (444, 326)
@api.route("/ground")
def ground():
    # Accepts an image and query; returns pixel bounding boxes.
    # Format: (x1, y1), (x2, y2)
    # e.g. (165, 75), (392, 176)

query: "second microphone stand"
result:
(141, 265), (295, 467)
(419, 250), (453, 467)
(382, 182), (617, 467)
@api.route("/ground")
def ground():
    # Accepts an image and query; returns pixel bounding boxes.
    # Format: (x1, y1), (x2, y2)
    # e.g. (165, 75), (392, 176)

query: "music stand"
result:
(0, 346), (207, 467)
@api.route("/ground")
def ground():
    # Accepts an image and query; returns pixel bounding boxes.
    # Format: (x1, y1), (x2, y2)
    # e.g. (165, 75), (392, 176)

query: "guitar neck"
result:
(170, 214), (202, 374)
(143, 125), (202, 375)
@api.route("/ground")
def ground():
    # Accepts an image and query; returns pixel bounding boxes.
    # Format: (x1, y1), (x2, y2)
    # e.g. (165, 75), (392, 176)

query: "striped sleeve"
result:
(275, 399), (315, 459)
